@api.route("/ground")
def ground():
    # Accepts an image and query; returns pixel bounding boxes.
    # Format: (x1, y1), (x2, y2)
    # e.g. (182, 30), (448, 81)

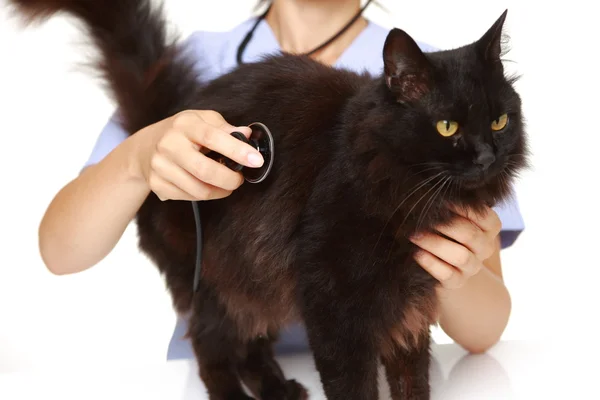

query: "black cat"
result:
(9, 1), (528, 399)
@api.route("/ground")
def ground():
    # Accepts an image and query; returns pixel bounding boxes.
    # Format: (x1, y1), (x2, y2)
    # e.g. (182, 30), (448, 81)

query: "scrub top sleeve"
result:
(494, 196), (525, 249)
(81, 112), (128, 171)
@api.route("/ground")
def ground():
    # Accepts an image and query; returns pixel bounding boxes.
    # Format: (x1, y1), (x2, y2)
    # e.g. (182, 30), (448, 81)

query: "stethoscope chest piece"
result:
(244, 122), (275, 183)
(208, 122), (275, 183)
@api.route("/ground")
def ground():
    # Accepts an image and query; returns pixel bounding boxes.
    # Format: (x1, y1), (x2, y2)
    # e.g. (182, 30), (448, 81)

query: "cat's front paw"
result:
(261, 379), (308, 400)
(284, 379), (308, 400)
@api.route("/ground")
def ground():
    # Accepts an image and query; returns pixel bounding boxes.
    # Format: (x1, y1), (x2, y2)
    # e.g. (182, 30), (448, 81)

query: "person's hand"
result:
(409, 206), (502, 289)
(131, 110), (264, 201)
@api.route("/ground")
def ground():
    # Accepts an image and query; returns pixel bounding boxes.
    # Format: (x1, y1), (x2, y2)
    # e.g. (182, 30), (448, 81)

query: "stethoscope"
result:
(192, 0), (373, 292)
(236, 0), (374, 65)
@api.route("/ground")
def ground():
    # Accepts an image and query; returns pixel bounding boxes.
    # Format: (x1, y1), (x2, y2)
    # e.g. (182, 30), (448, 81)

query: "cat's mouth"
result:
(456, 177), (487, 190)
(454, 168), (497, 189)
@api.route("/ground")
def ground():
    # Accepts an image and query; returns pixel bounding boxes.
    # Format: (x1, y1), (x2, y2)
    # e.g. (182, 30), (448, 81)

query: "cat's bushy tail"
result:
(8, 0), (201, 134)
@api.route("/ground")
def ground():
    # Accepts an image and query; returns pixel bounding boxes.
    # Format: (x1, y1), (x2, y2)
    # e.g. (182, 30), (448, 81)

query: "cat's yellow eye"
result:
(491, 114), (509, 131)
(436, 120), (459, 137)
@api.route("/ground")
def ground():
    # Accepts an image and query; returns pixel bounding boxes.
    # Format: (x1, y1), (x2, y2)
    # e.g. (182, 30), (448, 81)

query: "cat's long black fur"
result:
(9, 1), (528, 399)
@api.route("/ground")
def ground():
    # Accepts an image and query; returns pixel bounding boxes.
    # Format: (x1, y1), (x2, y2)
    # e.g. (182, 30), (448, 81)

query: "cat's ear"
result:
(383, 28), (433, 102)
(476, 9), (508, 63)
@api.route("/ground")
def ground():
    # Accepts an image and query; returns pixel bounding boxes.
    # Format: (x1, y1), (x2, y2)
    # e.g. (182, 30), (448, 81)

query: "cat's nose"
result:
(473, 151), (495, 170)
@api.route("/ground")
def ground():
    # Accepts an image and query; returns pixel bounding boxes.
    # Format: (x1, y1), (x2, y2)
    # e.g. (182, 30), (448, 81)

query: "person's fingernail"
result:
(411, 233), (423, 240)
(248, 152), (264, 167)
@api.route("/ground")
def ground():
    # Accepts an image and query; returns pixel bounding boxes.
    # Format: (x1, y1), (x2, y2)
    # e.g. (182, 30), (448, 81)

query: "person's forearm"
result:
(39, 134), (150, 275)
(436, 260), (511, 354)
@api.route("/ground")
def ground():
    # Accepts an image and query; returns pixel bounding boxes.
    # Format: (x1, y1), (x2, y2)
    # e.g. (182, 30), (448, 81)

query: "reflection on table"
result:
(0, 340), (581, 399)
(174, 340), (541, 399)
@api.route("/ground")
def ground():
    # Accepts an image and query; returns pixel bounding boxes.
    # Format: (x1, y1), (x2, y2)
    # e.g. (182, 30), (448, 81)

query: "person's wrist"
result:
(118, 132), (151, 190)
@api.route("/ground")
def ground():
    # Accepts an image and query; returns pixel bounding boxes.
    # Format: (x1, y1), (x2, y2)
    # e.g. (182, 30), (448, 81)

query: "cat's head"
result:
(379, 10), (528, 207)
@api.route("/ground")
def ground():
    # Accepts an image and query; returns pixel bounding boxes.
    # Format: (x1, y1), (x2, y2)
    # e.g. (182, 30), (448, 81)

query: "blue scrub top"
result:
(81, 17), (525, 360)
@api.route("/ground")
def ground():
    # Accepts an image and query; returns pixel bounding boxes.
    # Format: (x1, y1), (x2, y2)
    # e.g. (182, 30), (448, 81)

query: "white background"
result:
(0, 0), (598, 375)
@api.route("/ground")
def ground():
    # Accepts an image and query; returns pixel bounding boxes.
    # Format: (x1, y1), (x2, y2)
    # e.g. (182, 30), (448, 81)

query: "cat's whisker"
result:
(398, 174), (447, 231)
(402, 166), (445, 182)
(443, 176), (454, 203)
(403, 164), (443, 178)
(452, 176), (460, 202)
(504, 156), (524, 163)
(408, 166), (445, 174)
(407, 161), (450, 168)
(383, 175), (449, 265)
(384, 172), (445, 221)
(434, 175), (452, 212)
(415, 178), (447, 231)
(500, 162), (522, 178)
(445, 176), (455, 203)
(405, 162), (449, 173)
(368, 172), (445, 265)
(440, 175), (454, 208)
(401, 162), (451, 188)
(499, 169), (512, 189)
(414, 175), (451, 234)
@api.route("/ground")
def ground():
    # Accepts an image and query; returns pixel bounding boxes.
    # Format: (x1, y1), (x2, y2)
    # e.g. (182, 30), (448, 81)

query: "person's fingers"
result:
(413, 249), (465, 289)
(162, 136), (245, 191)
(410, 232), (481, 277)
(193, 124), (263, 168)
(183, 149), (245, 192)
(148, 173), (195, 201)
(173, 111), (262, 168)
(450, 205), (502, 236)
(201, 110), (254, 139)
(433, 215), (493, 260)
(150, 153), (233, 200)
(195, 110), (251, 134)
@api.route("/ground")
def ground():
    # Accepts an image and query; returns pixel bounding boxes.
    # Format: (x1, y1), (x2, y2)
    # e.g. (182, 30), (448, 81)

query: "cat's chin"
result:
(454, 166), (503, 191)
(451, 171), (512, 210)
(454, 173), (504, 195)
(456, 177), (487, 190)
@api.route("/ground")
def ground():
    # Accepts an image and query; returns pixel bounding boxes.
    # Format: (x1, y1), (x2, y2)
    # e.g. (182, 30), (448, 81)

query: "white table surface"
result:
(0, 340), (594, 399)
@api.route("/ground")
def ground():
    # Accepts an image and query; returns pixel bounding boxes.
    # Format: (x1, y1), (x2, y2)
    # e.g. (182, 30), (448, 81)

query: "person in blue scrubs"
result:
(39, 0), (525, 360)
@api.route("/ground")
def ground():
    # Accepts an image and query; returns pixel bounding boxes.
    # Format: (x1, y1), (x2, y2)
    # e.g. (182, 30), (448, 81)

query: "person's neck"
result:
(265, 0), (368, 65)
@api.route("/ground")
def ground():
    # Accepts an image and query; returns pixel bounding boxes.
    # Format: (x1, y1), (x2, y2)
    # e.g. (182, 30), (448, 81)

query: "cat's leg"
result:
(300, 291), (380, 399)
(188, 289), (254, 400)
(237, 335), (308, 400)
(381, 332), (431, 400)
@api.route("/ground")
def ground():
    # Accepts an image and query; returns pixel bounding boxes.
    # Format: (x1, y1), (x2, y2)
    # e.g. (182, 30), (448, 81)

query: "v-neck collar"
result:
(242, 18), (375, 69)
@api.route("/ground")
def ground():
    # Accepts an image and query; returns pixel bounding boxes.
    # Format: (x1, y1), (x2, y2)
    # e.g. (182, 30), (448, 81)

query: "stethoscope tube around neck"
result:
(236, 0), (373, 65)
